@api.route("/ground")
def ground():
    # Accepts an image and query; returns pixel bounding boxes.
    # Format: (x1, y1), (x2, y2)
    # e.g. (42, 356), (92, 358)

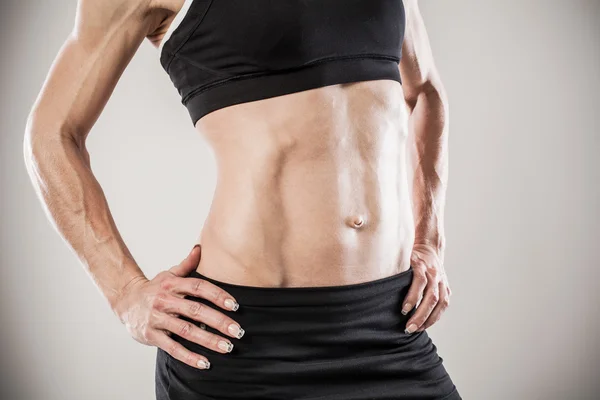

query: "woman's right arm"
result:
(23, 0), (244, 370)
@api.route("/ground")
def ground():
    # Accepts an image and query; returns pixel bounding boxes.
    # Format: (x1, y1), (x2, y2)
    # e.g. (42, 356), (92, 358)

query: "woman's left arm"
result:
(399, 0), (451, 334)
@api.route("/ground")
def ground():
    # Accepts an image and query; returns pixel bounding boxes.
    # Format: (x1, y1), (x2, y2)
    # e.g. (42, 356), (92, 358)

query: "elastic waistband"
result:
(188, 266), (413, 307)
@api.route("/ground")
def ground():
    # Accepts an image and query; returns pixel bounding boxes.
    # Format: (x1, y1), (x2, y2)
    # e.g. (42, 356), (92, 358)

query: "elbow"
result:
(23, 114), (68, 184)
(23, 113), (90, 190)
(23, 114), (52, 172)
(23, 115), (50, 190)
(404, 79), (449, 128)
(24, 112), (84, 166)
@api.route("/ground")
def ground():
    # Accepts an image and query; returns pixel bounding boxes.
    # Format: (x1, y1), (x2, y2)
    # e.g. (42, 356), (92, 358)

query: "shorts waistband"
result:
(188, 265), (414, 307)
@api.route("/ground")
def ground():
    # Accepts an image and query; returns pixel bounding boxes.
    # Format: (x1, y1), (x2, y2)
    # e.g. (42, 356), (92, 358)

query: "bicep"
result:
(399, 0), (444, 110)
(28, 0), (160, 142)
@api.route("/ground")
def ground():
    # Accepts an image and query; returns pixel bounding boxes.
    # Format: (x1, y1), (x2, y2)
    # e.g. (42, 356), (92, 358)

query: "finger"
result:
(401, 266), (427, 315)
(154, 331), (211, 370)
(405, 275), (440, 334)
(166, 276), (240, 312)
(170, 244), (201, 277)
(417, 281), (450, 332)
(159, 315), (235, 354)
(162, 296), (245, 340)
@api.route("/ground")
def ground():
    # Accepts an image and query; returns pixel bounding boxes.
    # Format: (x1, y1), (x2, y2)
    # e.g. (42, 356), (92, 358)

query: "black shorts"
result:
(155, 266), (461, 400)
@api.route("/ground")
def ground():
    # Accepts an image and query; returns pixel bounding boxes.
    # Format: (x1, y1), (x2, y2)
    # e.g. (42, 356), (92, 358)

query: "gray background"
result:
(1, 0), (599, 399)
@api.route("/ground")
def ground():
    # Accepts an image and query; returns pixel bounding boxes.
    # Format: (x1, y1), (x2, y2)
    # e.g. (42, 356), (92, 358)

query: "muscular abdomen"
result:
(195, 79), (415, 287)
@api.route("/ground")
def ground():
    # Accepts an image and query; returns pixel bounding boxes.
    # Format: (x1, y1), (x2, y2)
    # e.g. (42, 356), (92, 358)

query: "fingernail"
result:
(228, 324), (245, 339)
(218, 340), (234, 353)
(197, 359), (210, 369)
(401, 303), (412, 315)
(224, 298), (239, 311)
(405, 324), (417, 334)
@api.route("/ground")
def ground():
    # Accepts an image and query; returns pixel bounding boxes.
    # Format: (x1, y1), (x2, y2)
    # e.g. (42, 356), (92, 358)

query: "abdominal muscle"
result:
(193, 79), (415, 288)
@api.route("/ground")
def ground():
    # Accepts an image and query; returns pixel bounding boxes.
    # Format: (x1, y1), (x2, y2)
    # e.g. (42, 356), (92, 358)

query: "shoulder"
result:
(74, 0), (176, 43)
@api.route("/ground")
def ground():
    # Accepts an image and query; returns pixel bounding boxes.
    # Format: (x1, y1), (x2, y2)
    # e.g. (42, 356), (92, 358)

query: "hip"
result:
(155, 266), (460, 400)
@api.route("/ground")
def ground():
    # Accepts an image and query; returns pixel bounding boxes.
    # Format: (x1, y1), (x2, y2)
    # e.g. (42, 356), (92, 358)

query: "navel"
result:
(345, 215), (366, 229)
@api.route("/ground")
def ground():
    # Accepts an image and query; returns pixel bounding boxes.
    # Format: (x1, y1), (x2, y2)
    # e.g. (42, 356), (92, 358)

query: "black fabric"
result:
(155, 266), (461, 400)
(160, 0), (406, 126)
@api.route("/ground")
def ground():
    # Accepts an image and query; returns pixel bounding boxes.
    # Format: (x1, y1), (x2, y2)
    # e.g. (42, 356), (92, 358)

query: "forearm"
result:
(408, 82), (449, 259)
(23, 123), (146, 313)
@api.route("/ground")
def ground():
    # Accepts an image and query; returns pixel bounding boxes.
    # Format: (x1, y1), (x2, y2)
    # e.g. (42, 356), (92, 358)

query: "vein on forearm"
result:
(409, 84), (449, 251)
(26, 131), (143, 304)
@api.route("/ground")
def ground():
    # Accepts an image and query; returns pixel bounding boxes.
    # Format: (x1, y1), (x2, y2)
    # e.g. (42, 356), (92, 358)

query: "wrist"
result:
(109, 274), (148, 322)
(413, 235), (446, 263)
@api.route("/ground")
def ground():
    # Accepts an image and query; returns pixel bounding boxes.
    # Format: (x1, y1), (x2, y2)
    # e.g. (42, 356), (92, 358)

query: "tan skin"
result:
(24, 0), (450, 371)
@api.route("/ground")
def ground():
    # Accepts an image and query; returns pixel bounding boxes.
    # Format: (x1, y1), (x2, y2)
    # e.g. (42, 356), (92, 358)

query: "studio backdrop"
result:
(1, 0), (599, 399)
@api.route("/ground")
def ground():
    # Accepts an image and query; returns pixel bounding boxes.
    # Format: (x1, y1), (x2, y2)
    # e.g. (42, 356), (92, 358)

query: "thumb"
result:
(170, 244), (201, 277)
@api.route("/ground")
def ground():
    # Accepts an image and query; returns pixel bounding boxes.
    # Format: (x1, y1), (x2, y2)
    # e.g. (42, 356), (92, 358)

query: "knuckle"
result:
(430, 292), (439, 304)
(185, 352), (196, 366)
(215, 314), (227, 330)
(152, 293), (168, 310)
(213, 289), (225, 303)
(407, 293), (420, 303)
(408, 287), (420, 297)
(193, 279), (205, 294)
(416, 271), (428, 283)
(160, 278), (174, 291)
(210, 334), (221, 349)
(188, 302), (204, 317)
(179, 322), (193, 337)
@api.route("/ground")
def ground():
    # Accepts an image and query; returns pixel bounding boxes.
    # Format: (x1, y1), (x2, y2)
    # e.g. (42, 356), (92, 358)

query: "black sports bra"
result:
(159, 0), (406, 126)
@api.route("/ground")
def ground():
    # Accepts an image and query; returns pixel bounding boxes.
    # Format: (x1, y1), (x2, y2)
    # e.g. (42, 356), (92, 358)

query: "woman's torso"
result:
(157, 0), (414, 287)
(195, 80), (414, 287)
